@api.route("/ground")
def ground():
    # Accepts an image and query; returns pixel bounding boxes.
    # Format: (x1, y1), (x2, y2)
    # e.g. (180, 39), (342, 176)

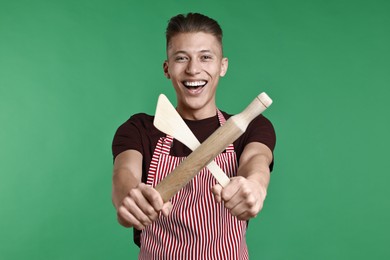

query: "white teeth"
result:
(183, 81), (206, 87)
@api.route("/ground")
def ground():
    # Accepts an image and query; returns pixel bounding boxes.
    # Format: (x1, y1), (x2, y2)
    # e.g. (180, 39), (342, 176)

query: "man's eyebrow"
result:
(172, 50), (187, 55)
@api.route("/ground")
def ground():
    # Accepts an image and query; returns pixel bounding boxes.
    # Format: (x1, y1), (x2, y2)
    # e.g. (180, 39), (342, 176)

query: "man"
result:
(112, 13), (276, 259)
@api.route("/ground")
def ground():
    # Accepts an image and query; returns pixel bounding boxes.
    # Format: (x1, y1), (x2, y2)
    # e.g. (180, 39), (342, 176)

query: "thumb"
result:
(211, 184), (223, 203)
(161, 201), (173, 217)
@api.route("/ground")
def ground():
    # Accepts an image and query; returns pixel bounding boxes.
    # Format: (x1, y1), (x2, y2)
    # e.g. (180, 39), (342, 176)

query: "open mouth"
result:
(182, 80), (207, 94)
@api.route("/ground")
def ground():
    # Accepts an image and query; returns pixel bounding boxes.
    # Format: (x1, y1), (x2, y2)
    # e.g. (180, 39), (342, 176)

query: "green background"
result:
(1, 0), (389, 259)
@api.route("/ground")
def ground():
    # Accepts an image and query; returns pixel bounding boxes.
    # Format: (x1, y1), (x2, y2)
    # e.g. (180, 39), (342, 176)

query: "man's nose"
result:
(185, 59), (201, 75)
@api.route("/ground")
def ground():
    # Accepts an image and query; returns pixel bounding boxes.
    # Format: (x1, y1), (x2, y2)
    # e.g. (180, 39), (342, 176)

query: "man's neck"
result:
(177, 106), (217, 120)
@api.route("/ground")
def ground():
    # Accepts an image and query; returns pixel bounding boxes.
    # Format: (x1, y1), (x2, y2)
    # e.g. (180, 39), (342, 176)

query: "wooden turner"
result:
(154, 93), (273, 202)
(153, 94), (230, 187)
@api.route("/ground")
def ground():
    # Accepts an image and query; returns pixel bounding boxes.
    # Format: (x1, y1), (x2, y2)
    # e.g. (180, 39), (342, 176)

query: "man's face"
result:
(163, 32), (228, 119)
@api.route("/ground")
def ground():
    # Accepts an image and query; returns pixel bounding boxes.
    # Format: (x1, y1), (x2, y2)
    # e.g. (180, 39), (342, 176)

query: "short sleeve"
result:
(245, 115), (276, 152)
(238, 114), (276, 171)
(112, 115), (144, 160)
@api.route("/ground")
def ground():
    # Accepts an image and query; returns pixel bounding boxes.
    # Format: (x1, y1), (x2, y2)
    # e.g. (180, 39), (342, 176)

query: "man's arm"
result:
(212, 142), (273, 220)
(112, 150), (172, 230)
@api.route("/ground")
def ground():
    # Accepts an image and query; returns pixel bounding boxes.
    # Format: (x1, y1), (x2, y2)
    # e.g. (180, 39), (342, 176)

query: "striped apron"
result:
(139, 110), (249, 260)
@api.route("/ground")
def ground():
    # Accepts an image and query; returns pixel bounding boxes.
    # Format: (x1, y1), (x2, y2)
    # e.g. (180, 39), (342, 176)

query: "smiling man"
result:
(112, 13), (276, 259)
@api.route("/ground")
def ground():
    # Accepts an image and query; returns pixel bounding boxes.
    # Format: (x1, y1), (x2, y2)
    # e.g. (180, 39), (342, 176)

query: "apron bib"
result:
(139, 110), (249, 260)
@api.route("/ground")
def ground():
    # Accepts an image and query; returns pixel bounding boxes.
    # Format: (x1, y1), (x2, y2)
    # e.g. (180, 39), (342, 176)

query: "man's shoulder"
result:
(129, 112), (154, 122)
(124, 113), (154, 127)
(115, 113), (155, 134)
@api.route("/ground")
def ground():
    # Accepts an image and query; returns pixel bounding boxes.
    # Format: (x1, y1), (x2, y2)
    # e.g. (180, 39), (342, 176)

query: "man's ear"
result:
(163, 60), (170, 79)
(220, 57), (228, 77)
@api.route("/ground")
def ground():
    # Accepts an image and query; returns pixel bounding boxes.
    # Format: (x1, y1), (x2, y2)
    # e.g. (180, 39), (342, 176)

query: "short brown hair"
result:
(166, 13), (223, 49)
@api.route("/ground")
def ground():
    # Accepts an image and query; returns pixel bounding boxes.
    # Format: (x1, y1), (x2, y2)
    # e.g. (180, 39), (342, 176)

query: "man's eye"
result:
(175, 56), (188, 62)
(201, 55), (213, 61)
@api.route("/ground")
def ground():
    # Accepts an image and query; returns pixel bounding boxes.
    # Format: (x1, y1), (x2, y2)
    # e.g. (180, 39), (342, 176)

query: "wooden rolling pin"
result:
(155, 92), (273, 202)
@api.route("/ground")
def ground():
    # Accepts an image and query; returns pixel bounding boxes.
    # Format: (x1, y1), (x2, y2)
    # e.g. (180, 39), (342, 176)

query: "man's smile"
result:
(182, 80), (208, 95)
(182, 80), (207, 88)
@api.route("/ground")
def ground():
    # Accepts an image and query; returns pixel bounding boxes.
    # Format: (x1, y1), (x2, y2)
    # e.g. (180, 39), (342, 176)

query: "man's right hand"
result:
(117, 183), (173, 230)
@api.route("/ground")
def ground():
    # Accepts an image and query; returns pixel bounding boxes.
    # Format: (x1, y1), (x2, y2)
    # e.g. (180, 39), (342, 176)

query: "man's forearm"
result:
(238, 153), (270, 195)
(237, 142), (273, 196)
(112, 169), (140, 209)
(112, 150), (143, 209)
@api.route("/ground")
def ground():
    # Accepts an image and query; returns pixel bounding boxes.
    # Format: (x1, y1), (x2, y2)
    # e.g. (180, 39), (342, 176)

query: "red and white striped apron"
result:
(139, 110), (249, 260)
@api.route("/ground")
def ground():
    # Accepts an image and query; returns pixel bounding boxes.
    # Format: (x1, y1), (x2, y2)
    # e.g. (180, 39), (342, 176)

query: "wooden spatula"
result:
(153, 94), (230, 187)
(154, 93), (273, 202)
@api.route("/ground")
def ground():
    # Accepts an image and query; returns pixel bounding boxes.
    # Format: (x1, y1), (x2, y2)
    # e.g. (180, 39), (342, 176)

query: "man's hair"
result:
(166, 13), (223, 49)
